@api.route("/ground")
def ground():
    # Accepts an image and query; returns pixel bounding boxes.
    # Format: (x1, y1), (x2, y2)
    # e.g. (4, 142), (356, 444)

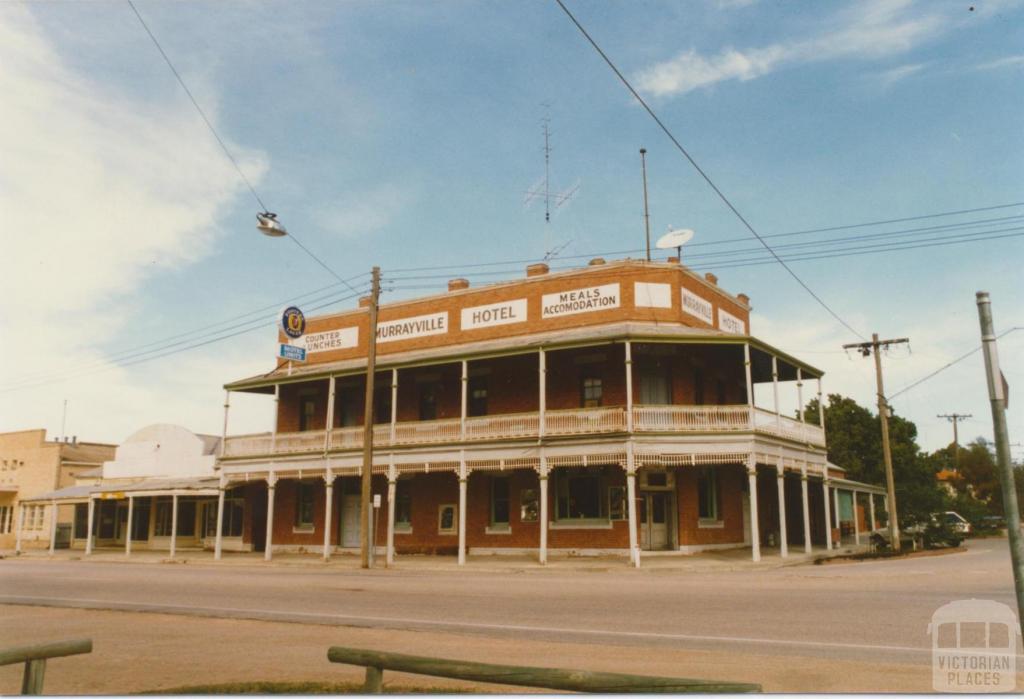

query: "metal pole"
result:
(361, 266), (381, 569)
(170, 494), (178, 558)
(640, 148), (651, 262)
(976, 291), (1024, 638)
(85, 498), (94, 556)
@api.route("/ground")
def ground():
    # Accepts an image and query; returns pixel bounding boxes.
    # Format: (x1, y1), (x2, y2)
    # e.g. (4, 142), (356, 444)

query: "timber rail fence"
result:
(327, 646), (761, 693)
(0, 639), (92, 695)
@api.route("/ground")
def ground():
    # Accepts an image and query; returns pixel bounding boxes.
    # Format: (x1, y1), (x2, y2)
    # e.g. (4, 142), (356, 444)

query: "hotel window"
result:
(374, 386), (392, 424)
(438, 504), (457, 534)
(693, 368), (705, 405)
(520, 489), (539, 522)
(608, 486), (626, 521)
(176, 500), (196, 537)
(490, 477), (509, 527)
(0, 506), (10, 534)
(154, 498), (173, 537)
(294, 483), (315, 529)
(299, 396), (317, 431)
(130, 500), (151, 541)
(468, 377), (488, 417)
(418, 382), (440, 421)
(556, 470), (607, 520)
(580, 376), (603, 408)
(204, 498), (243, 538)
(698, 467), (720, 521)
(395, 479), (412, 530)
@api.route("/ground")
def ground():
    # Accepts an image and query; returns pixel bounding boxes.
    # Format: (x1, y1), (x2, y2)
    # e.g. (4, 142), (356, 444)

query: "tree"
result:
(804, 393), (946, 527)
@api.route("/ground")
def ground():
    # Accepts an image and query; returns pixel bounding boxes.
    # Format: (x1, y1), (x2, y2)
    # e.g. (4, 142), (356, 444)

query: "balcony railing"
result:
(223, 405), (825, 458)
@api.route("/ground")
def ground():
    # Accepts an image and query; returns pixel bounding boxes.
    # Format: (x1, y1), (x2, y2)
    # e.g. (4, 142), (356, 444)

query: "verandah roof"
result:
(21, 477), (221, 503)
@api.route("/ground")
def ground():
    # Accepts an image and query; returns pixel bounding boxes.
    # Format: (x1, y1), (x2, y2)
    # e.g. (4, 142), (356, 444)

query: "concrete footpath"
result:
(3, 543), (867, 574)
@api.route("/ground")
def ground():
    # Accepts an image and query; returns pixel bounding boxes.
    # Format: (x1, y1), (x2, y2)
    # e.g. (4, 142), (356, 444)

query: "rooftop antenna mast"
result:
(524, 107), (579, 224)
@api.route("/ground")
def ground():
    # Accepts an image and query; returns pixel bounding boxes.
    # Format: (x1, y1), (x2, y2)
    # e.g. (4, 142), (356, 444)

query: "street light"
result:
(256, 212), (288, 237)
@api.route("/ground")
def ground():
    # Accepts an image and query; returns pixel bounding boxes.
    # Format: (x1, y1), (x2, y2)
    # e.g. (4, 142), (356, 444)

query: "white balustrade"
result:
(464, 412), (540, 441)
(545, 407), (626, 435)
(392, 417), (462, 445)
(632, 405), (750, 432)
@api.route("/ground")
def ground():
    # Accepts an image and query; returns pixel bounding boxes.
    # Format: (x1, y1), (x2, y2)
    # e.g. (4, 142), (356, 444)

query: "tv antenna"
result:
(524, 108), (579, 223)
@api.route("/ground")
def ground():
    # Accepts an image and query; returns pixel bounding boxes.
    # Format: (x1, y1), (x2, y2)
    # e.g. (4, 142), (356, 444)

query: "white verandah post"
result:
(869, 493), (877, 532)
(460, 360), (468, 440)
(822, 476), (834, 551)
(539, 457), (549, 565)
(85, 497), (95, 555)
(797, 368), (805, 423)
(48, 500), (58, 556)
(264, 474), (277, 562)
(538, 349), (546, 438)
(626, 444), (639, 568)
(14, 503), (25, 554)
(214, 478), (226, 560)
(220, 391), (231, 458)
(771, 356), (781, 430)
(125, 496), (134, 557)
(386, 463), (396, 567)
(170, 493), (178, 558)
(625, 341), (634, 432)
(833, 486), (841, 543)
(744, 343), (755, 427)
(853, 491), (861, 545)
(457, 458), (468, 566)
(800, 466), (812, 554)
(776, 460), (788, 558)
(323, 471), (334, 560)
(390, 369), (398, 445)
(271, 384), (280, 453)
(747, 454), (761, 562)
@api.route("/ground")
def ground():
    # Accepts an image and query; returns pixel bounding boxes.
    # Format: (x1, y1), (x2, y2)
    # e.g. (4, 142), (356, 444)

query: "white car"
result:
(942, 511), (972, 535)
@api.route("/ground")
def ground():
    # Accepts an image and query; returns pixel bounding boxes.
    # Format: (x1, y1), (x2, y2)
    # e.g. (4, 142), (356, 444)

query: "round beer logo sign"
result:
(280, 306), (306, 339)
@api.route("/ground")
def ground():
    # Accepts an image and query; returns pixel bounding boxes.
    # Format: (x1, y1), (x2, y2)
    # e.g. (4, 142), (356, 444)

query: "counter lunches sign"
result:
(542, 283), (620, 319)
(300, 327), (358, 353)
(377, 312), (449, 343)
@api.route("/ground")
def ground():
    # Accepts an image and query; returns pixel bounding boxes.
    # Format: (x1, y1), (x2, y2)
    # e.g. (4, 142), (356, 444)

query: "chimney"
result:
(359, 296), (371, 308)
(704, 272), (718, 286)
(72, 435), (77, 446)
(667, 256), (680, 264)
(448, 278), (470, 292)
(526, 262), (549, 277)
(737, 293), (750, 307)
(588, 257), (606, 266)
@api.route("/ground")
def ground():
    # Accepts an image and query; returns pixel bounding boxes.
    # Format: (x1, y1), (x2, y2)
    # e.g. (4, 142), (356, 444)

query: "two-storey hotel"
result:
(214, 258), (886, 565)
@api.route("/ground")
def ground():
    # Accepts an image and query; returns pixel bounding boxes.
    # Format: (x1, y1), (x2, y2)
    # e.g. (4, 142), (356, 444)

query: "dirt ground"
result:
(0, 604), (960, 694)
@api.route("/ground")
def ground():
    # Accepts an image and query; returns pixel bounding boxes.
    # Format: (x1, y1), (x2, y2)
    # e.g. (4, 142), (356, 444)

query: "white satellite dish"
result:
(656, 227), (694, 262)
(256, 212), (288, 237)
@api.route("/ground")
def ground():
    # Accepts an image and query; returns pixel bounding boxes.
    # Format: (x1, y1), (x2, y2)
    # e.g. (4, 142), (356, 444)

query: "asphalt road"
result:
(1, 539), (1020, 667)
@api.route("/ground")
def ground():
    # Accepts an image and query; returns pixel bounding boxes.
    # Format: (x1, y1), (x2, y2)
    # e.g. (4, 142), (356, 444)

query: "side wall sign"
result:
(542, 283), (620, 318)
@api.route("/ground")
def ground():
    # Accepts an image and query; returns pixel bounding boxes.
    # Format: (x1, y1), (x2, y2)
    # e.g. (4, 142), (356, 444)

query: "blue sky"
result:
(1, 0), (1022, 455)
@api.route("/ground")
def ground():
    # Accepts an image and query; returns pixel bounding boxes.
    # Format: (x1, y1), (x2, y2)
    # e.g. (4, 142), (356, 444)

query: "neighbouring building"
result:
(0, 429), (115, 550)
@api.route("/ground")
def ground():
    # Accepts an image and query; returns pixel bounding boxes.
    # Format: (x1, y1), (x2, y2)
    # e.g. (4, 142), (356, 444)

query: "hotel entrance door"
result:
(638, 491), (672, 550)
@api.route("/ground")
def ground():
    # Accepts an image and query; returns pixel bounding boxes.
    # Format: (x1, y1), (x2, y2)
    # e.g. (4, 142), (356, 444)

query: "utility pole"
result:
(976, 292), (1024, 639)
(360, 266), (381, 569)
(843, 334), (909, 551)
(937, 413), (972, 469)
(640, 147), (651, 262)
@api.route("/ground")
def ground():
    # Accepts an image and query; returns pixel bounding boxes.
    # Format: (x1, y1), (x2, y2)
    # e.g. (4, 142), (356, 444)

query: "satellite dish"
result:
(256, 212), (288, 237)
(656, 228), (694, 250)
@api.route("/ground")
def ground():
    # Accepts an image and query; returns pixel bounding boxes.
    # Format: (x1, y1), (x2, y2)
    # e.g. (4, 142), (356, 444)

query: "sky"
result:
(1, 0), (1022, 458)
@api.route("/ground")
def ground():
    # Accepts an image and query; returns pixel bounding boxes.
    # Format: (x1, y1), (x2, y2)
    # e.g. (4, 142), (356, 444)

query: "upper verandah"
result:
(225, 259), (823, 392)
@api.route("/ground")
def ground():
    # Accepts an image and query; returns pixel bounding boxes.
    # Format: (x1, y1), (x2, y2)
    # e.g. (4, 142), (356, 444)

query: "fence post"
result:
(364, 665), (384, 693)
(21, 658), (46, 695)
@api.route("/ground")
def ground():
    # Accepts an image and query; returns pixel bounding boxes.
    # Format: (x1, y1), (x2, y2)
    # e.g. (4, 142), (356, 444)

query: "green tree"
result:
(804, 393), (946, 527)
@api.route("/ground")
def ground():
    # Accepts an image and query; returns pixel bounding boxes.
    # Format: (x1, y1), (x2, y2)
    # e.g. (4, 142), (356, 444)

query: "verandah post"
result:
(48, 500), (57, 556)
(323, 470), (334, 560)
(457, 458), (468, 566)
(386, 463), (396, 567)
(800, 465), (812, 554)
(743, 343), (754, 428)
(538, 456), (548, 565)
(85, 497), (95, 556)
(125, 496), (134, 557)
(14, 503), (24, 554)
(626, 443), (639, 568)
(170, 493), (178, 558)
(625, 340), (634, 432)
(747, 454), (760, 562)
(265, 473), (277, 562)
(214, 477), (226, 560)
(822, 476), (833, 551)
(775, 459), (787, 558)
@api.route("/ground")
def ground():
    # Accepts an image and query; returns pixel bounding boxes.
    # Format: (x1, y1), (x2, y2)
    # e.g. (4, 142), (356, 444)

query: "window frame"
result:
(697, 466), (721, 524)
(580, 375), (603, 408)
(554, 469), (608, 523)
(489, 476), (510, 530)
(294, 482), (316, 531)
(437, 503), (457, 535)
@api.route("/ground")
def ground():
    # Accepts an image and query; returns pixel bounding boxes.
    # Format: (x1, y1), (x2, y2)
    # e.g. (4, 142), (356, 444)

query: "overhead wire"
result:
(553, 0), (866, 340)
(125, 0), (358, 294)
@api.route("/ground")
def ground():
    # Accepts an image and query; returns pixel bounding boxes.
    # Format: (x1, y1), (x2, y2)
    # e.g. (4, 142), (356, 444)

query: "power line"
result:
(126, 0), (356, 293)
(553, 0), (866, 340)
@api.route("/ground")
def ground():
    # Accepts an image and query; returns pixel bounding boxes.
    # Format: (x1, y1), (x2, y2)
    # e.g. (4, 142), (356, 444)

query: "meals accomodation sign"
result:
(542, 283), (620, 319)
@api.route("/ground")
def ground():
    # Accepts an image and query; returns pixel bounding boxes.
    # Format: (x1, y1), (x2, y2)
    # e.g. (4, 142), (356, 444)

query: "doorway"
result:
(638, 491), (673, 550)
(339, 478), (361, 548)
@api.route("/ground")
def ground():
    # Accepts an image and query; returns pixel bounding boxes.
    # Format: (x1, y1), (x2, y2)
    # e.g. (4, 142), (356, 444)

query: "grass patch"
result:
(145, 680), (477, 694)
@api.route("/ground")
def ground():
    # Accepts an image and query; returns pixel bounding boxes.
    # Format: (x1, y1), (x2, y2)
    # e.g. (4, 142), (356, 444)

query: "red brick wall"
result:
(676, 464), (746, 546)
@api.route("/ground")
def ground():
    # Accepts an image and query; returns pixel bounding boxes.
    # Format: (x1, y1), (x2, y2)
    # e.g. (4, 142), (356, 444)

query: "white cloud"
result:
(314, 184), (415, 239)
(974, 54), (1024, 71)
(634, 0), (949, 97)
(0, 5), (273, 442)
(876, 62), (928, 88)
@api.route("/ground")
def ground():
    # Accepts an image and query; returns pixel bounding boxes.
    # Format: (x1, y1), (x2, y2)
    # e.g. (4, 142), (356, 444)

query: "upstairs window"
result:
(299, 396), (317, 431)
(374, 386), (392, 424)
(693, 368), (705, 405)
(580, 376), (603, 408)
(418, 382), (439, 421)
(468, 377), (488, 417)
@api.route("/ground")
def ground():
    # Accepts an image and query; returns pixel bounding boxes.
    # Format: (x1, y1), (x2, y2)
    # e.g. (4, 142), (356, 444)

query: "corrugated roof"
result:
(21, 476), (221, 502)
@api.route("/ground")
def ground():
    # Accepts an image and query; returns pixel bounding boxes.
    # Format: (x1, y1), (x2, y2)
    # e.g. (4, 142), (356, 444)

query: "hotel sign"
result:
(300, 327), (358, 354)
(681, 288), (713, 325)
(718, 308), (746, 334)
(462, 299), (527, 330)
(377, 312), (449, 343)
(542, 283), (620, 318)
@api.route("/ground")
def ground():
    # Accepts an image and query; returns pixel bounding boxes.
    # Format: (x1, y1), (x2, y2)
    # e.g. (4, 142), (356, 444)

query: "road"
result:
(1, 539), (1021, 692)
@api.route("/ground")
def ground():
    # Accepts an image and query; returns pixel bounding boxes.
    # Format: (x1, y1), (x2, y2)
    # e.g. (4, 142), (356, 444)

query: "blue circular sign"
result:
(280, 306), (306, 339)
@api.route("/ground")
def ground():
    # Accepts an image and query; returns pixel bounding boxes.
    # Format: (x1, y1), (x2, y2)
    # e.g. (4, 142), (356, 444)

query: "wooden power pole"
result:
(843, 333), (909, 551)
(937, 413), (972, 469)
(360, 266), (381, 569)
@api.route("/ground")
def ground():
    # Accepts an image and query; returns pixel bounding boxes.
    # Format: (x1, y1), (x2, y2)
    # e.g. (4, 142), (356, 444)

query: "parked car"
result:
(942, 511), (972, 535)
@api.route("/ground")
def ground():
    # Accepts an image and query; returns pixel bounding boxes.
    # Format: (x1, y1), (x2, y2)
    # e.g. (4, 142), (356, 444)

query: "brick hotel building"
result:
(213, 258), (886, 564)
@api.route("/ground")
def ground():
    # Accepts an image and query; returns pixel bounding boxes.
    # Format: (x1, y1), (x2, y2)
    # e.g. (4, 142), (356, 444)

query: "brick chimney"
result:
(359, 296), (372, 308)
(448, 278), (470, 292)
(526, 262), (549, 277)
(704, 272), (718, 286)
(737, 293), (750, 306)
(588, 257), (606, 266)
(667, 256), (680, 264)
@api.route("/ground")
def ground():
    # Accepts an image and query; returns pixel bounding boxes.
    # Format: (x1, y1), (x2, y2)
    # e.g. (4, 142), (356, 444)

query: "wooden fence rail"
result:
(327, 646), (760, 694)
(0, 639), (92, 695)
